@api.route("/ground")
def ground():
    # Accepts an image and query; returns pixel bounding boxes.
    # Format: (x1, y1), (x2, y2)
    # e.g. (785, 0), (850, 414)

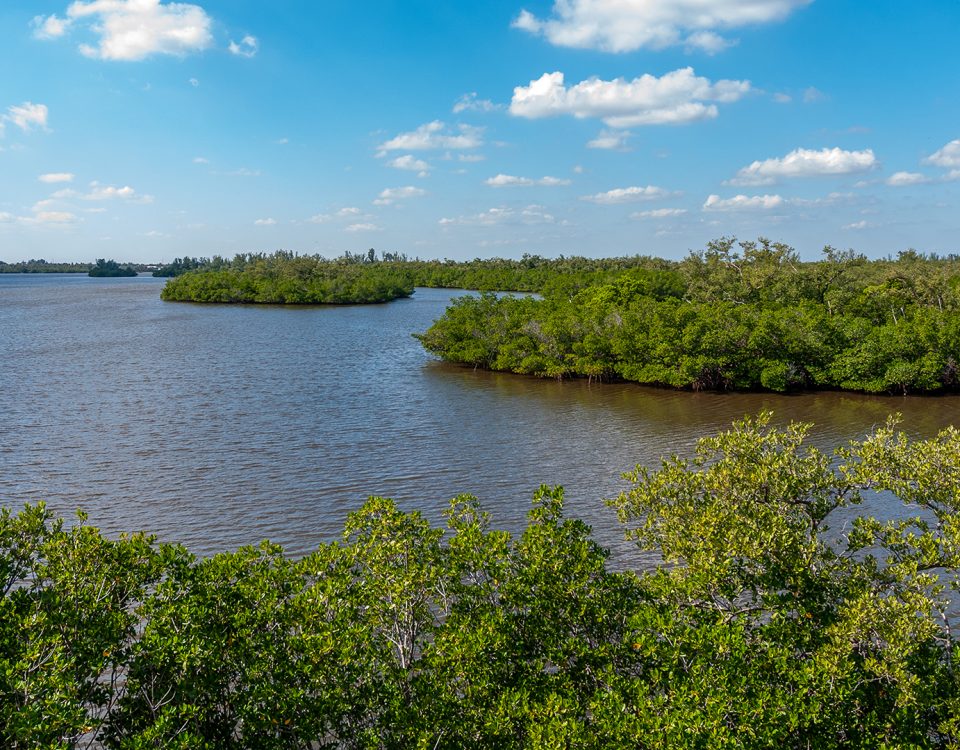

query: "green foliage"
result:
(0, 259), (92, 273)
(4, 417), (960, 745)
(160, 252), (415, 304)
(417, 238), (960, 394)
(151, 256), (212, 277)
(88, 258), (138, 277)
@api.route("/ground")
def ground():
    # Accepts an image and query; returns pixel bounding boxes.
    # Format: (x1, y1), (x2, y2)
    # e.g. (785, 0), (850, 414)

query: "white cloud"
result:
(226, 167), (261, 177)
(453, 93), (499, 113)
(510, 68), (750, 128)
(886, 171), (931, 187)
(458, 153), (486, 163)
(308, 207), (363, 223)
(703, 194), (784, 211)
(802, 86), (826, 103)
(632, 208), (688, 219)
(389, 155), (431, 174)
(229, 35), (258, 58)
(32, 211), (78, 224)
(772, 92), (792, 104)
(81, 181), (152, 202)
(2, 102), (49, 133)
(587, 129), (631, 150)
(53, 0), (214, 61)
(729, 147), (877, 186)
(485, 174), (571, 187)
(38, 172), (75, 184)
(842, 220), (870, 230)
(924, 139), (960, 168)
(345, 223), (381, 232)
(373, 186), (426, 205)
(189, 77), (199, 87)
(254, 217), (276, 226)
(511, 0), (810, 53)
(0, 212), (16, 223)
(193, 156), (209, 164)
(32, 14), (71, 39)
(378, 121), (483, 152)
(581, 185), (673, 204)
(684, 31), (736, 54)
(439, 205), (556, 226)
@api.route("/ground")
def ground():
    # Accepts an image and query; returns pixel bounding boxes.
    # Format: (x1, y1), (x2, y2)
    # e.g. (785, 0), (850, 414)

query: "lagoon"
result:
(3, 273), (959, 562)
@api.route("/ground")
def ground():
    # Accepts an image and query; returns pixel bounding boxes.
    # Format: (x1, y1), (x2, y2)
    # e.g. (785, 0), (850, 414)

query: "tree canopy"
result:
(3, 415), (960, 747)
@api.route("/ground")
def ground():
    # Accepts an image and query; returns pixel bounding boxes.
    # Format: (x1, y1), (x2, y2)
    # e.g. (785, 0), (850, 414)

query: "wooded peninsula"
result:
(159, 239), (960, 395)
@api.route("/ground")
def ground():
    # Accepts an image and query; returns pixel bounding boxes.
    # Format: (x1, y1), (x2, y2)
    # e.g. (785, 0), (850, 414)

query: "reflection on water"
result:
(2, 274), (958, 564)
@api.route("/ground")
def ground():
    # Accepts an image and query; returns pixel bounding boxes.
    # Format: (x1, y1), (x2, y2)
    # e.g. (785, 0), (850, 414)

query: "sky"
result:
(1, 0), (959, 263)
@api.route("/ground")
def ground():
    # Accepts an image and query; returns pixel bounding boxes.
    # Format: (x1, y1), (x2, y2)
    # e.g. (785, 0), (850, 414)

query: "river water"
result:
(2, 274), (959, 562)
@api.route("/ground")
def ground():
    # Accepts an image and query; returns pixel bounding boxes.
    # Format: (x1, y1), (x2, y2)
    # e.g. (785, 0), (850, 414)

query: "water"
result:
(3, 273), (959, 562)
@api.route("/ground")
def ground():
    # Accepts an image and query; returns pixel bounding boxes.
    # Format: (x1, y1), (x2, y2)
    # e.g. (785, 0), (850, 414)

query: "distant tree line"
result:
(3, 416), (960, 747)
(0, 259), (93, 273)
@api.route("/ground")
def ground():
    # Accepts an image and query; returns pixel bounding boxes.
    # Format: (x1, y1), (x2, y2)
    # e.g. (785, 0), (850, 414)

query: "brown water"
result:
(3, 274), (959, 562)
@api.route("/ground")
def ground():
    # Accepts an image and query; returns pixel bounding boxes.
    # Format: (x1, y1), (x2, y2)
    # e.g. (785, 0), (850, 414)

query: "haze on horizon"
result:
(1, 0), (958, 264)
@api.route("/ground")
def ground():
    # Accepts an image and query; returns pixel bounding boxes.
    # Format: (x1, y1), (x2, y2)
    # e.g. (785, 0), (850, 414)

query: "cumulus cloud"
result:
(39, 172), (75, 183)
(254, 217), (276, 226)
(631, 208), (688, 219)
(587, 129), (631, 150)
(229, 35), (258, 58)
(31, 211), (78, 224)
(886, 171), (931, 187)
(345, 223), (381, 232)
(307, 207), (364, 223)
(439, 205), (556, 227)
(378, 121), (483, 153)
(511, 0), (810, 53)
(728, 147), (877, 186)
(485, 174), (571, 188)
(2, 102), (49, 134)
(453, 93), (499, 113)
(703, 194), (784, 211)
(373, 186), (426, 205)
(842, 220), (870, 230)
(38, 0), (214, 61)
(32, 14), (71, 39)
(81, 181), (152, 202)
(581, 185), (673, 204)
(924, 139), (960, 168)
(388, 155), (431, 175)
(510, 68), (750, 128)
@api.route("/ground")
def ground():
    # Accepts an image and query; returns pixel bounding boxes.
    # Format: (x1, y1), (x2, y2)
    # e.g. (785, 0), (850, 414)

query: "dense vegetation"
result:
(88, 259), (138, 278)
(0, 259), (93, 273)
(151, 255), (211, 277)
(160, 251), (415, 304)
(3, 416), (960, 747)
(417, 239), (960, 395)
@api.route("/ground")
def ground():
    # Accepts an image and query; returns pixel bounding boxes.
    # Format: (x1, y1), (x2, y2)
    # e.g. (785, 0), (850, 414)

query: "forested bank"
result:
(3, 416), (960, 748)
(1, 260), (95, 273)
(156, 241), (960, 393)
(417, 239), (960, 394)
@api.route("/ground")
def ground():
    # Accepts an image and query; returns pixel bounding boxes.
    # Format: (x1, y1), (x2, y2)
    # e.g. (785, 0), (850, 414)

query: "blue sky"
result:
(1, 0), (959, 263)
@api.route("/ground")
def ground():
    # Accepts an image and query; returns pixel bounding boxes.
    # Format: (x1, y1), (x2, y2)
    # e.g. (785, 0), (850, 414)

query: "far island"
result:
(159, 251), (414, 304)
(88, 259), (138, 278)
